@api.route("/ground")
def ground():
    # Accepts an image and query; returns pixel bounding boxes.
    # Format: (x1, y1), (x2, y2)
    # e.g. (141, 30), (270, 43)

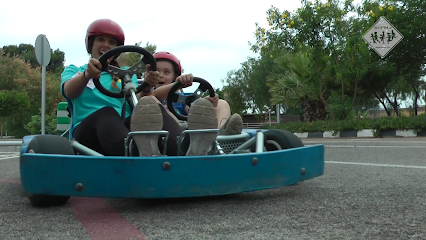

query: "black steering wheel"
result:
(166, 77), (215, 121)
(93, 45), (156, 98)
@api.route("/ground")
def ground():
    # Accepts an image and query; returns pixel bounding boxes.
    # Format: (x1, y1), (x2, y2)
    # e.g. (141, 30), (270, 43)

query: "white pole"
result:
(269, 109), (271, 126)
(41, 65), (46, 135)
(276, 104), (280, 124)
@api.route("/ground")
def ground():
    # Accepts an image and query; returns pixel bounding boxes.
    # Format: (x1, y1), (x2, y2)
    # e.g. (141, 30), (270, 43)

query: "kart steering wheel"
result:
(93, 45), (156, 98)
(166, 77), (215, 121)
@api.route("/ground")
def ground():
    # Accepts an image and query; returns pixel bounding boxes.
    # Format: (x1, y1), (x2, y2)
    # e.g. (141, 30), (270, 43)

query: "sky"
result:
(0, 0), (303, 92)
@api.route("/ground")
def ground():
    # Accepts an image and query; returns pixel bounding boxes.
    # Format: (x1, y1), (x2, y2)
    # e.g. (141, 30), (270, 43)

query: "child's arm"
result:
(152, 74), (193, 102)
(151, 84), (175, 102)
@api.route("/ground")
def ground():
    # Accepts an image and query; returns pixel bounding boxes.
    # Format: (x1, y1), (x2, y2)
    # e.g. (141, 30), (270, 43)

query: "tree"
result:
(267, 49), (328, 121)
(358, 0), (426, 116)
(0, 90), (30, 137)
(0, 49), (62, 137)
(221, 66), (252, 115)
(2, 43), (65, 73)
(249, 1), (360, 120)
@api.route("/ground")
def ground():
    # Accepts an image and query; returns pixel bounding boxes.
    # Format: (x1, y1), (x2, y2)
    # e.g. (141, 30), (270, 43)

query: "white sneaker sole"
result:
(130, 97), (163, 156)
(186, 98), (218, 156)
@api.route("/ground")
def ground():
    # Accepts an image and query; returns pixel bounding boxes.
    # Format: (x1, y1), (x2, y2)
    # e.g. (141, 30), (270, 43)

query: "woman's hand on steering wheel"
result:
(85, 58), (103, 80)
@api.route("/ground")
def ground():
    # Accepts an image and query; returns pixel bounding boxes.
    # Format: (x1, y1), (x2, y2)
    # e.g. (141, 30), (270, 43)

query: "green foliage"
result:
(0, 48), (63, 137)
(221, 60), (255, 114)
(2, 43), (65, 73)
(24, 110), (57, 135)
(243, 0), (426, 122)
(0, 90), (30, 118)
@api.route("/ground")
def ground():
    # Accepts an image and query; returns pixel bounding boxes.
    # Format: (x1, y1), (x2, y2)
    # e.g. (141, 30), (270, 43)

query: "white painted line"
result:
(304, 139), (426, 142)
(323, 145), (426, 148)
(0, 152), (20, 154)
(326, 161), (426, 169)
(0, 154), (18, 158)
(0, 155), (19, 161)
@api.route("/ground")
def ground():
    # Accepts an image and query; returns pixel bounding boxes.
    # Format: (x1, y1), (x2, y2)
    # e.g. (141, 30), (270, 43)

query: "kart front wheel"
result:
(251, 129), (304, 152)
(25, 135), (74, 207)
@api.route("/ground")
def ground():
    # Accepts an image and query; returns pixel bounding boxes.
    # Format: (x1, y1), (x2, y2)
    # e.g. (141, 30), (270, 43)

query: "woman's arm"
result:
(63, 71), (90, 99)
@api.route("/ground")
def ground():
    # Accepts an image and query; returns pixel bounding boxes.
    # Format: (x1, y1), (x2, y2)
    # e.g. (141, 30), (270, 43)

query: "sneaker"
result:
(219, 113), (243, 135)
(130, 96), (163, 156)
(186, 98), (218, 156)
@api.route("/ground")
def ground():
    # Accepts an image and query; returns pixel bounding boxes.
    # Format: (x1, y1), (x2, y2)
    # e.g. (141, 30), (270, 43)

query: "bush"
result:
(24, 110), (57, 135)
(265, 115), (426, 135)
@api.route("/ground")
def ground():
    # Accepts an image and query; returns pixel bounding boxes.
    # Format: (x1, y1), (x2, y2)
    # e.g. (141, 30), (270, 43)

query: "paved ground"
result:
(1, 138), (426, 239)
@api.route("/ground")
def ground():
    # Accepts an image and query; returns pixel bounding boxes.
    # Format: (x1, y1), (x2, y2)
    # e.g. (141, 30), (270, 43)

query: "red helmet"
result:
(85, 19), (125, 53)
(154, 51), (182, 76)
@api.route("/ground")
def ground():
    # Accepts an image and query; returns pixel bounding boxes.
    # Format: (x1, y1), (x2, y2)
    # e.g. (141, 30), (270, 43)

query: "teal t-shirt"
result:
(60, 64), (138, 131)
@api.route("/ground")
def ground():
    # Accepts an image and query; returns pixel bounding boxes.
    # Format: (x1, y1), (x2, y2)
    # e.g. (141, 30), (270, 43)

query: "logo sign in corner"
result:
(362, 16), (403, 59)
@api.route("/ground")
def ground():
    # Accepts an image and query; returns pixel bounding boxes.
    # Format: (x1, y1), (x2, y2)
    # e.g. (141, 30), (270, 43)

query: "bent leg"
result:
(73, 107), (129, 156)
(215, 99), (231, 128)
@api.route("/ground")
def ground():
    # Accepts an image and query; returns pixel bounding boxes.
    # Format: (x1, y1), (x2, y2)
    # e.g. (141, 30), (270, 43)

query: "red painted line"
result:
(0, 179), (144, 239)
(68, 197), (146, 240)
(0, 178), (20, 184)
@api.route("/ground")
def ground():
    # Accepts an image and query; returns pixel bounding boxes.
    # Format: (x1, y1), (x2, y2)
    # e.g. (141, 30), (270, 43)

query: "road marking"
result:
(322, 145), (426, 148)
(0, 179), (146, 239)
(0, 155), (19, 161)
(304, 139), (426, 143)
(0, 179), (20, 183)
(326, 161), (426, 169)
(69, 197), (146, 240)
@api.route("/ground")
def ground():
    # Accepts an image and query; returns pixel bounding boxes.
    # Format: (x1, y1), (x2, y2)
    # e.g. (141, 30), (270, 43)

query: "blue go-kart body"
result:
(20, 130), (324, 200)
(19, 101), (324, 207)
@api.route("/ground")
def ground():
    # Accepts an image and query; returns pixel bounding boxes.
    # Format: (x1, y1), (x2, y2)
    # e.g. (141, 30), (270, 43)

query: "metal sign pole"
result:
(35, 34), (51, 135)
(41, 65), (46, 135)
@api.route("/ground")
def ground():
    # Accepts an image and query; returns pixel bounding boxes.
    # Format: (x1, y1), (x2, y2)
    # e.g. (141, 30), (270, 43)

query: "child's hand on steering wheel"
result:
(205, 93), (219, 108)
(144, 64), (160, 88)
(176, 74), (193, 88)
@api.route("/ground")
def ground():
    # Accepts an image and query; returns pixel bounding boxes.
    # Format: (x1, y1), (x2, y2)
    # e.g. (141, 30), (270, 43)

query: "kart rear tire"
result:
(25, 135), (74, 207)
(251, 129), (304, 152)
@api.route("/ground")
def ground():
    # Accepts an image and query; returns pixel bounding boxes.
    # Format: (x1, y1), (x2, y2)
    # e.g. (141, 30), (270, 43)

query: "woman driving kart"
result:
(61, 19), (220, 157)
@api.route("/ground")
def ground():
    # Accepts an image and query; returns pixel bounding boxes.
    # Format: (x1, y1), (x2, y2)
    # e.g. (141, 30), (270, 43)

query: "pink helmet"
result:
(153, 51), (182, 76)
(85, 19), (125, 53)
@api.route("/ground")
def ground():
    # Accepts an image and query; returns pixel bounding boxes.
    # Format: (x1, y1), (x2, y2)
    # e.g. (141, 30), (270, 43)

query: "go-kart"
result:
(19, 45), (325, 207)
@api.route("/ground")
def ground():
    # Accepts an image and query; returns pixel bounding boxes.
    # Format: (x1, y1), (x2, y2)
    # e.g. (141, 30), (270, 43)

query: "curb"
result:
(293, 129), (424, 138)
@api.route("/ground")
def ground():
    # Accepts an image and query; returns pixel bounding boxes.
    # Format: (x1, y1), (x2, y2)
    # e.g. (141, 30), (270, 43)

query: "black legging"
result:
(73, 105), (182, 156)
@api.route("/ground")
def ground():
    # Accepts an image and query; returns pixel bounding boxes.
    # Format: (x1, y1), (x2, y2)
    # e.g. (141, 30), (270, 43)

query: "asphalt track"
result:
(1, 138), (425, 239)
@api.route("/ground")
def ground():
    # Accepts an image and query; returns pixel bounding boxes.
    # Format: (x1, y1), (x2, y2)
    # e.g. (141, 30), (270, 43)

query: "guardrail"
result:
(0, 141), (22, 146)
(0, 141), (22, 152)
(243, 122), (276, 129)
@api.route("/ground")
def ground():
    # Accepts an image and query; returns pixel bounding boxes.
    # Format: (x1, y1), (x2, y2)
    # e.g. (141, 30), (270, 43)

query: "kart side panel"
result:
(20, 145), (324, 199)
